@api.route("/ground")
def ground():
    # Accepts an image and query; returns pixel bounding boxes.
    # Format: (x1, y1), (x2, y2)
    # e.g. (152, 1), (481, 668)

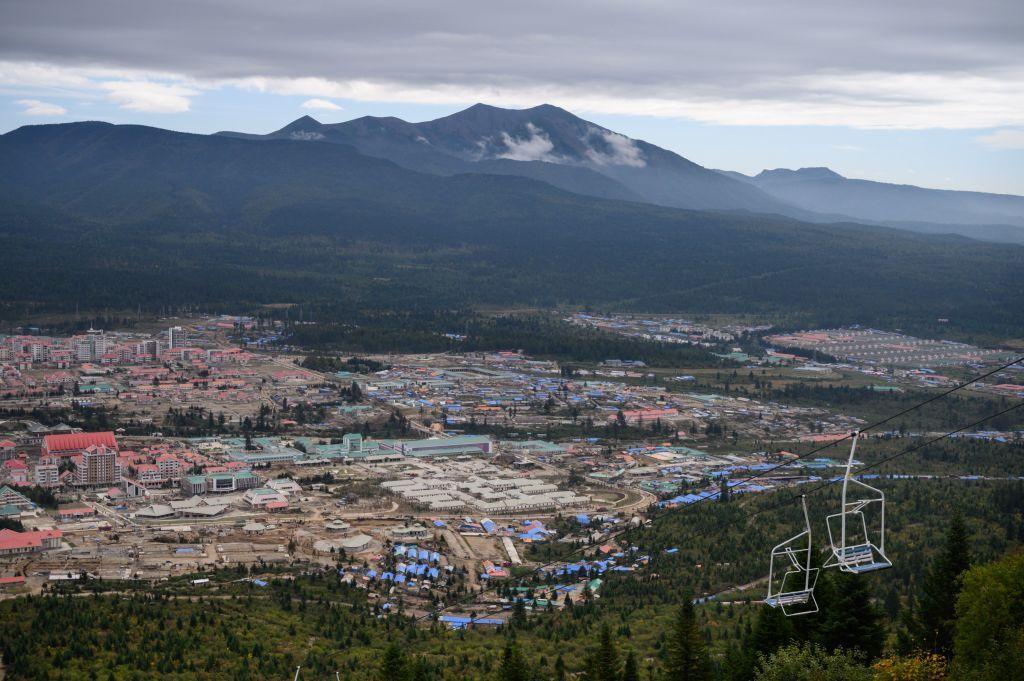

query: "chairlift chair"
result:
(824, 432), (892, 574)
(765, 495), (819, 616)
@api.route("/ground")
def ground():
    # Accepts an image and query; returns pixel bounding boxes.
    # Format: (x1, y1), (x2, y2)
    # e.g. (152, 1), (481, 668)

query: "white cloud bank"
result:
(17, 98), (66, 115)
(100, 80), (197, 112)
(497, 123), (559, 162)
(585, 128), (646, 167)
(2, 58), (1024, 130)
(301, 97), (342, 111)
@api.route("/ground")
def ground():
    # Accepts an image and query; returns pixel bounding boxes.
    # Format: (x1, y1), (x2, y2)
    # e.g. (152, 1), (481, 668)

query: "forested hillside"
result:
(2, 471), (1020, 680)
(2, 122), (1023, 341)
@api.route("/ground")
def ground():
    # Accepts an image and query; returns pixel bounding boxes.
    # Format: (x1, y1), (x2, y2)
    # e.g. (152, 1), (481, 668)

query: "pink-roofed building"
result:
(156, 454), (182, 481)
(2, 459), (29, 485)
(57, 504), (97, 521)
(0, 528), (62, 556)
(135, 463), (166, 487)
(42, 431), (119, 458)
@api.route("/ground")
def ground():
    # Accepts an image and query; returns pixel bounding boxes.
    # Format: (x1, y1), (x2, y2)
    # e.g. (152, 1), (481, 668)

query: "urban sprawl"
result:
(1, 316), (1021, 623)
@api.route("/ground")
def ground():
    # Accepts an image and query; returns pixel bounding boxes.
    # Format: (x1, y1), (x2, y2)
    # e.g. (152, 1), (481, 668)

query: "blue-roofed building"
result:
(439, 615), (504, 629)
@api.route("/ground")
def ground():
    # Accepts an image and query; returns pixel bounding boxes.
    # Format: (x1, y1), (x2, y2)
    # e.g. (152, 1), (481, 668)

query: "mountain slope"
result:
(728, 167), (1024, 243)
(218, 104), (798, 214)
(2, 121), (1022, 338)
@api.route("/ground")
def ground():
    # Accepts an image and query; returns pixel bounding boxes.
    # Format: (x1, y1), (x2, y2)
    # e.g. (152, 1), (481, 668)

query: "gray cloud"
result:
(1, 0), (1022, 127)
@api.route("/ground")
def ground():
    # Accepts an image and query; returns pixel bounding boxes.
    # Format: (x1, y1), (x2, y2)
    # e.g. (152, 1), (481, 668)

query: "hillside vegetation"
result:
(1, 122), (1023, 341)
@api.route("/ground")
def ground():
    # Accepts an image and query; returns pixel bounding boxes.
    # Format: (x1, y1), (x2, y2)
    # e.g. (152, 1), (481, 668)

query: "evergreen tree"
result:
(553, 654), (566, 681)
(621, 650), (640, 681)
(908, 513), (971, 657)
(498, 643), (530, 681)
(380, 642), (408, 681)
(737, 605), (795, 677)
(815, 572), (884, 661)
(408, 656), (434, 681)
(511, 599), (528, 628)
(586, 623), (621, 681)
(663, 596), (712, 681)
(750, 604), (795, 655)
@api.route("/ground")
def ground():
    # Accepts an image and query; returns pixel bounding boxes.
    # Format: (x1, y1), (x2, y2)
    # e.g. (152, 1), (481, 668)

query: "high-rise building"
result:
(79, 445), (117, 487)
(72, 328), (108, 362)
(168, 326), (186, 349)
(34, 457), (60, 488)
(135, 339), (162, 358)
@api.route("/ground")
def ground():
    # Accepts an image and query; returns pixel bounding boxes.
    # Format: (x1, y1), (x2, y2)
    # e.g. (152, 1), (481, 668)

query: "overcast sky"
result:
(2, 0), (1022, 193)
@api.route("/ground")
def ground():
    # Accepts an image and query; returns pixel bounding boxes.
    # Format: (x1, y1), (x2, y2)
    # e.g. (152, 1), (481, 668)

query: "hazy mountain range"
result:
(1, 106), (1022, 338)
(218, 104), (1024, 244)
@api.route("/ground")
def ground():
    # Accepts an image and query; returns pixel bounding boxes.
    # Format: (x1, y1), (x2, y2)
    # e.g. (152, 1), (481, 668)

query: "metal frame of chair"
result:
(765, 494), (819, 616)
(823, 432), (892, 574)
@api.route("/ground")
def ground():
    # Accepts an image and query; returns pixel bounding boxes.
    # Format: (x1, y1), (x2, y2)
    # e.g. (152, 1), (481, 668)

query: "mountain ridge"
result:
(217, 104), (1024, 243)
(217, 103), (801, 216)
(2, 118), (1022, 340)
(726, 166), (1024, 241)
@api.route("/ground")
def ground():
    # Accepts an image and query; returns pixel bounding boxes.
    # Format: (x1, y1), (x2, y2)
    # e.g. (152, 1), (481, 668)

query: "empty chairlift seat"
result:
(765, 495), (819, 616)
(824, 432), (892, 574)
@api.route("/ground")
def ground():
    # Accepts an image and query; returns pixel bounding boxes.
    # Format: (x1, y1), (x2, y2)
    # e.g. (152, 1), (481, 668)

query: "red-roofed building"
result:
(2, 459), (29, 485)
(42, 432), (118, 458)
(57, 504), (96, 521)
(0, 528), (62, 555)
(0, 575), (26, 588)
(135, 463), (166, 487)
(156, 454), (182, 482)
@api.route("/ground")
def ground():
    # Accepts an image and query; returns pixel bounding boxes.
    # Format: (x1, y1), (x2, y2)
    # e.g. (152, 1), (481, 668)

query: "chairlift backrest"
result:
(824, 432), (892, 574)
(765, 495), (819, 616)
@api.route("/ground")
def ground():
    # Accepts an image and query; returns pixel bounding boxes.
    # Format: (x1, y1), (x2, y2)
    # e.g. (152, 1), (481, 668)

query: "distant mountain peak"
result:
(274, 115), (324, 139)
(215, 103), (800, 214)
(757, 167), (844, 181)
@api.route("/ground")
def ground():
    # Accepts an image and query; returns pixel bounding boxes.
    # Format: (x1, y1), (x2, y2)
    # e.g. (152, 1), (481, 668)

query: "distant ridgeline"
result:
(0, 118), (1022, 341)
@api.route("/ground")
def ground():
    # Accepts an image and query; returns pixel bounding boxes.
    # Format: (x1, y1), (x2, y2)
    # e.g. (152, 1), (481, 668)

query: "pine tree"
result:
(663, 596), (712, 680)
(511, 599), (528, 628)
(908, 513), (971, 657)
(380, 642), (408, 681)
(816, 572), (884, 661)
(737, 605), (795, 677)
(622, 650), (640, 681)
(498, 643), (530, 681)
(586, 623), (621, 681)
(408, 656), (433, 681)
